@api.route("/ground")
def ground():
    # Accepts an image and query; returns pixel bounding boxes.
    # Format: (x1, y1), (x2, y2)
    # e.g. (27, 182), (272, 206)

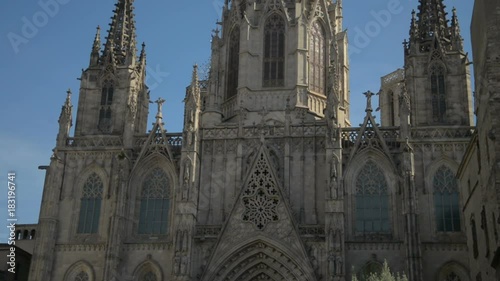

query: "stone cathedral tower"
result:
(29, 0), (476, 281)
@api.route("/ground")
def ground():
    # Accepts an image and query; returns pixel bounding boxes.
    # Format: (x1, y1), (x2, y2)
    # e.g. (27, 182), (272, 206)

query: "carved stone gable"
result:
(134, 121), (175, 167)
(199, 144), (317, 281)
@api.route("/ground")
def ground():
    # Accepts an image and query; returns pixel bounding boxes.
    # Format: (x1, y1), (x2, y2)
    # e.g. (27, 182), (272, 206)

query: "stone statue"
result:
(364, 91), (374, 112)
(328, 251), (336, 275)
(182, 230), (189, 252)
(330, 156), (339, 199)
(180, 256), (188, 275)
(174, 256), (181, 274)
(175, 230), (182, 252)
(335, 255), (344, 275)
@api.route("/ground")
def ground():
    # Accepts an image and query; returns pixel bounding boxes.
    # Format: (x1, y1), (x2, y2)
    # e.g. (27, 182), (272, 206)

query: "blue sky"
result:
(0, 0), (474, 240)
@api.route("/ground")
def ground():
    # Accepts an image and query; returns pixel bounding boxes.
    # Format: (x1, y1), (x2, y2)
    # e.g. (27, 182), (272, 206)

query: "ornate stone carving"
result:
(242, 153), (280, 230)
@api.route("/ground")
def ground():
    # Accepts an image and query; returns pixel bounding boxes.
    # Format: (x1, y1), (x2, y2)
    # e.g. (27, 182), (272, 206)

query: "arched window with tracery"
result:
(309, 21), (326, 95)
(355, 160), (390, 233)
(444, 272), (462, 281)
(226, 26), (240, 99)
(263, 14), (285, 87)
(388, 90), (395, 125)
(433, 165), (461, 232)
(99, 80), (114, 132)
(430, 64), (446, 123)
(77, 173), (103, 234)
(138, 168), (171, 235)
(75, 271), (89, 281)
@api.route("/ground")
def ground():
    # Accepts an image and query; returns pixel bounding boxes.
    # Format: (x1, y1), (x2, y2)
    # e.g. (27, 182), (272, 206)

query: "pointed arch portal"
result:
(208, 240), (310, 281)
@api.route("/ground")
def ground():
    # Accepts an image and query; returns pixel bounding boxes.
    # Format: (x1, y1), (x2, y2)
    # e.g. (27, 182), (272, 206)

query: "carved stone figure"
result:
(330, 156), (339, 199)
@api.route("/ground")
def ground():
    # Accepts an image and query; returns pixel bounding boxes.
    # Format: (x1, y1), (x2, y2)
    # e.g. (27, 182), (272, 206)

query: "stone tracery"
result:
(242, 152), (280, 230)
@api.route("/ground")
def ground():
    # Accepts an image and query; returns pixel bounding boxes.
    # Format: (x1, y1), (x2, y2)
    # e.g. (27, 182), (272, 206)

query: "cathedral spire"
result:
(139, 42), (146, 63)
(90, 26), (101, 66)
(57, 89), (73, 147)
(450, 7), (463, 50)
(102, 0), (137, 65)
(190, 64), (201, 102)
(407, 0), (464, 54)
(416, 0), (448, 41)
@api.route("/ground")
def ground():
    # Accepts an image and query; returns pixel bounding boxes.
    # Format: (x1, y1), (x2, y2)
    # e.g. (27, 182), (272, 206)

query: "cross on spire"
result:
(364, 91), (375, 112)
(154, 98), (166, 121)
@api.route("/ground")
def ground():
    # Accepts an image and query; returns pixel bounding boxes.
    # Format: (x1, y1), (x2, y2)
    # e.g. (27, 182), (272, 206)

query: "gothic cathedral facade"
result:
(29, 1), (475, 281)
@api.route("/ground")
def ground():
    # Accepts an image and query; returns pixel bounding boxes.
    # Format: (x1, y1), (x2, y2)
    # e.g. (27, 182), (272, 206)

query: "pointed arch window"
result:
(430, 64), (446, 123)
(263, 14), (285, 87)
(388, 90), (395, 125)
(75, 271), (89, 281)
(141, 272), (157, 281)
(309, 21), (326, 94)
(433, 165), (461, 232)
(355, 160), (390, 233)
(139, 168), (171, 235)
(99, 80), (114, 131)
(471, 215), (479, 259)
(77, 173), (103, 234)
(226, 26), (240, 99)
(445, 272), (462, 281)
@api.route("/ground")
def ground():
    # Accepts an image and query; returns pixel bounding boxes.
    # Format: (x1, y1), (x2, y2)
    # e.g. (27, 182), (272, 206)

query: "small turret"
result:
(57, 89), (73, 147)
(89, 26), (101, 67)
(450, 7), (463, 50)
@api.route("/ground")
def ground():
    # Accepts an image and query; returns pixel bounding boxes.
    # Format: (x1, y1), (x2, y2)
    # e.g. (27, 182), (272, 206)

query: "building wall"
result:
(458, 1), (500, 280)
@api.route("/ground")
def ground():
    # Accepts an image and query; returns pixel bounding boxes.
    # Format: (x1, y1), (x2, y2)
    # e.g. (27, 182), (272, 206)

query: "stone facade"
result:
(27, 1), (480, 281)
(457, 0), (500, 280)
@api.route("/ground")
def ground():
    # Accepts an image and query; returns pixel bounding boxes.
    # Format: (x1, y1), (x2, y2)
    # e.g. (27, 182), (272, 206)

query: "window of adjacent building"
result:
(433, 165), (461, 232)
(99, 80), (114, 131)
(77, 173), (103, 234)
(309, 21), (326, 95)
(430, 64), (446, 123)
(355, 160), (390, 233)
(471, 215), (479, 259)
(141, 272), (157, 281)
(481, 206), (490, 257)
(388, 91), (395, 125)
(263, 14), (285, 87)
(75, 271), (89, 281)
(139, 168), (170, 235)
(226, 26), (240, 99)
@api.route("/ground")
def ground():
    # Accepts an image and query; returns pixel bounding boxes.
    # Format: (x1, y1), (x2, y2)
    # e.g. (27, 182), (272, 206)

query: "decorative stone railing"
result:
(381, 68), (404, 85)
(341, 127), (400, 148)
(66, 136), (123, 148)
(410, 126), (475, 140)
(307, 93), (327, 117)
(194, 225), (222, 239)
(134, 133), (183, 148)
(298, 225), (326, 238)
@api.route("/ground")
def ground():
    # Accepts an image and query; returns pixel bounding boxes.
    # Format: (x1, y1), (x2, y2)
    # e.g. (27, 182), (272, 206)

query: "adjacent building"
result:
(457, 0), (500, 280)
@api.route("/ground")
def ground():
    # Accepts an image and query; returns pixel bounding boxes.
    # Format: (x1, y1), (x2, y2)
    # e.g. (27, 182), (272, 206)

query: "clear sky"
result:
(0, 0), (474, 240)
